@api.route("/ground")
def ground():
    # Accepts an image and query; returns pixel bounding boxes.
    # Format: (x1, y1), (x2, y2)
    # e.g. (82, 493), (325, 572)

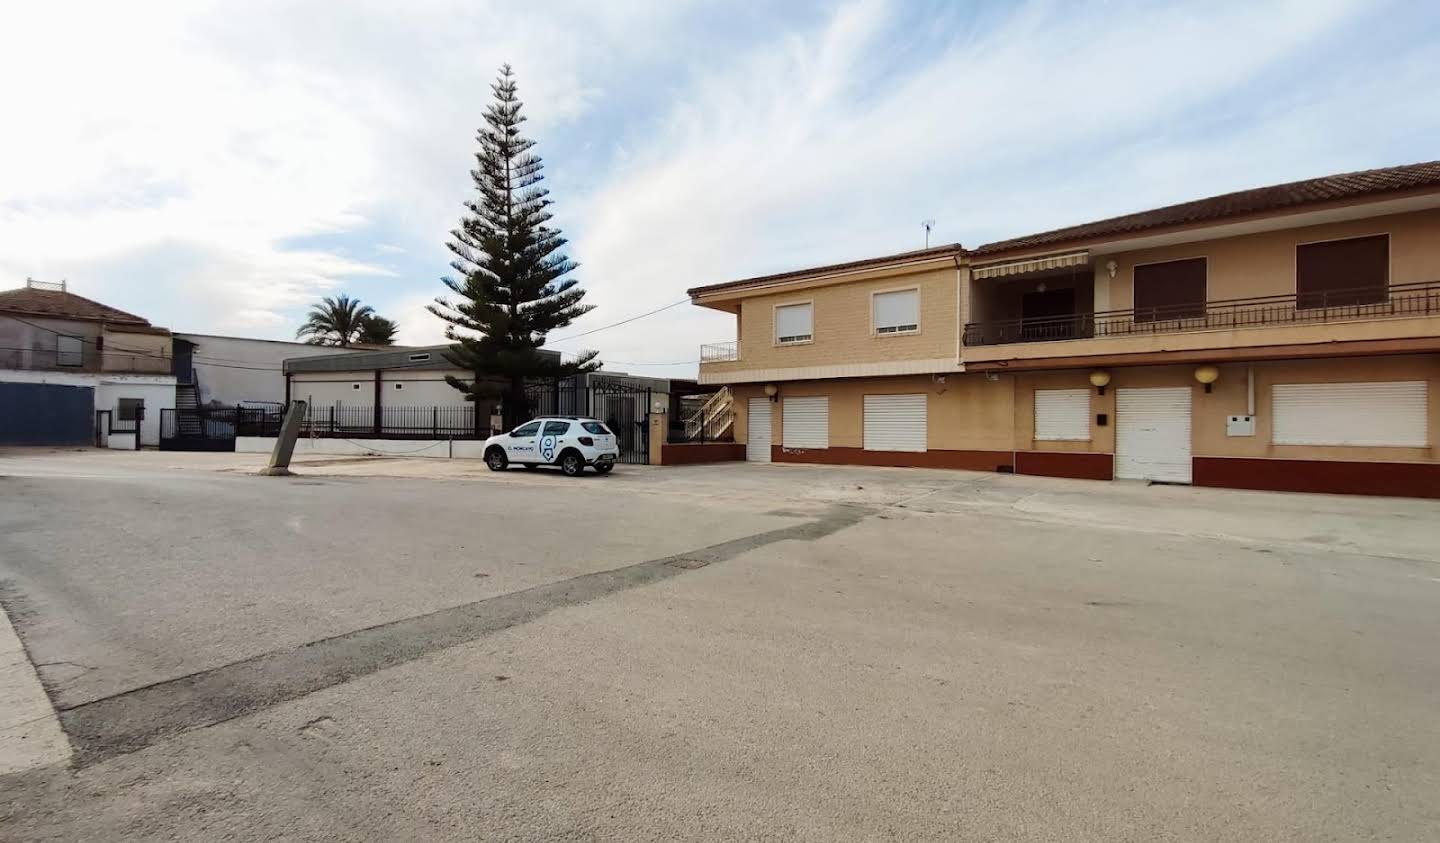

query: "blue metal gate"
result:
(0, 382), (95, 445)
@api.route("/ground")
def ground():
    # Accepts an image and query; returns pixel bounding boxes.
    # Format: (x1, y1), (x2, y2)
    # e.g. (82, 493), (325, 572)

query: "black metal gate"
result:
(524, 378), (651, 465)
(159, 407), (238, 451)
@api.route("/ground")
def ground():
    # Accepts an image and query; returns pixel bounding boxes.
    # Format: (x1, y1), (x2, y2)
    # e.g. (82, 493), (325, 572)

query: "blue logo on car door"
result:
(540, 435), (556, 461)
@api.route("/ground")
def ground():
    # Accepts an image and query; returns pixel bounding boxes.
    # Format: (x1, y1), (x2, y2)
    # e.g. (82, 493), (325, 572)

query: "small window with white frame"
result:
(873, 288), (919, 335)
(774, 302), (813, 345)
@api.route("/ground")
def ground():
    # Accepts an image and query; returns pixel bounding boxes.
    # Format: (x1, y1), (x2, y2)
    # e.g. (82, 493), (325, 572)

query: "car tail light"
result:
(578, 436), (594, 446)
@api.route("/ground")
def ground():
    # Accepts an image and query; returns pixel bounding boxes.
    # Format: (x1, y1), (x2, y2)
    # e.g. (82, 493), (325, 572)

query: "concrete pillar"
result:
(649, 409), (668, 466)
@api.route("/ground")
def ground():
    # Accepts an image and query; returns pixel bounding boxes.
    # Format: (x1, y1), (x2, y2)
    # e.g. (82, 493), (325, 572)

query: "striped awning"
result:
(972, 251), (1089, 280)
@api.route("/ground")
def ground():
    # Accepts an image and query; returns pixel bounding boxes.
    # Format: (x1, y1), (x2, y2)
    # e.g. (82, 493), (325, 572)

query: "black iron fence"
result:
(963, 280), (1440, 346)
(160, 377), (656, 463)
(235, 404), (494, 440)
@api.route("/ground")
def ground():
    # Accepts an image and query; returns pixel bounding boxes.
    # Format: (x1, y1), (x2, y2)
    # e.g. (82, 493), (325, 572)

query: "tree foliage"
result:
(356, 314), (399, 346)
(428, 64), (599, 428)
(296, 295), (376, 347)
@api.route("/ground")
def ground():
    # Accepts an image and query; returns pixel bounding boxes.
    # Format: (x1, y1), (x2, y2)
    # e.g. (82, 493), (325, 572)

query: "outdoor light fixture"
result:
(1106, 259), (1118, 279)
(1194, 365), (1220, 393)
(1088, 369), (1111, 396)
(764, 383), (779, 402)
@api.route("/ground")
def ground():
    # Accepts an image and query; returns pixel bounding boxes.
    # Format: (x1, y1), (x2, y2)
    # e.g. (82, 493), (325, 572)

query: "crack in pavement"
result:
(56, 503), (872, 767)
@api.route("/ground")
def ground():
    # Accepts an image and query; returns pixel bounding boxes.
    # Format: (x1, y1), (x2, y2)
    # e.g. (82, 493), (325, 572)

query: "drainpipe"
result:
(953, 253), (965, 365)
(373, 369), (382, 435)
(1247, 364), (1255, 417)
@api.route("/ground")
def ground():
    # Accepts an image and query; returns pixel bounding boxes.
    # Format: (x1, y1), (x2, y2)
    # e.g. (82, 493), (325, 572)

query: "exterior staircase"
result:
(175, 380), (203, 436)
(683, 387), (734, 442)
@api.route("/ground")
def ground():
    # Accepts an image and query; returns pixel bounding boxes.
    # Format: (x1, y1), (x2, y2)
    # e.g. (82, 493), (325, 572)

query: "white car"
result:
(482, 416), (620, 476)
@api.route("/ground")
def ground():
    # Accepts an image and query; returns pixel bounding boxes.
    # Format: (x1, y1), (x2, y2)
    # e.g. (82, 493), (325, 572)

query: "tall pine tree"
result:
(430, 65), (599, 429)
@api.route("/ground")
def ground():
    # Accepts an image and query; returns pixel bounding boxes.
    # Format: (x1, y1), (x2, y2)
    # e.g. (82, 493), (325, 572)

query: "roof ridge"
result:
(0, 286), (152, 324)
(974, 158), (1440, 255)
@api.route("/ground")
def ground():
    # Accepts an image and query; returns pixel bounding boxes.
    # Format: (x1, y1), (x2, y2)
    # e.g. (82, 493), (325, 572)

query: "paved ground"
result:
(1, 447), (1438, 840)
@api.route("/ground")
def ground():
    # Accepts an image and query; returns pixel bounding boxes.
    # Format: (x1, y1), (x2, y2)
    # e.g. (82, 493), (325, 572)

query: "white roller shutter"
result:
(863, 394), (927, 452)
(1034, 389), (1091, 441)
(1272, 381), (1427, 447)
(1115, 387), (1192, 483)
(782, 396), (829, 449)
(746, 397), (772, 462)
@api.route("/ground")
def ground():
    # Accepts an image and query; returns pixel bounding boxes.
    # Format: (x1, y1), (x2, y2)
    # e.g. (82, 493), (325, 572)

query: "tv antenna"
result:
(922, 219), (936, 248)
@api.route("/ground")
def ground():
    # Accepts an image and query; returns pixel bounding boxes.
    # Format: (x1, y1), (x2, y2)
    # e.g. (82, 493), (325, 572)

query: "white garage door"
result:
(1272, 381), (1427, 447)
(863, 394), (927, 452)
(746, 397), (772, 462)
(782, 396), (829, 449)
(1115, 387), (1192, 483)
(1034, 389), (1091, 441)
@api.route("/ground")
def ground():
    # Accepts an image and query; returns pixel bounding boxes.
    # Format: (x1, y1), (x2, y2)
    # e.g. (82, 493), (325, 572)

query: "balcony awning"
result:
(972, 251), (1089, 280)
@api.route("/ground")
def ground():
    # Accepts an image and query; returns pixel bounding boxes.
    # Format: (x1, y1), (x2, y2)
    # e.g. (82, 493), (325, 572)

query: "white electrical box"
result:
(1226, 414), (1255, 436)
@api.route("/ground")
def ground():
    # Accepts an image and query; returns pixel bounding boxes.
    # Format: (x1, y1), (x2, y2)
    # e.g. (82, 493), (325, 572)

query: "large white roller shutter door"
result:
(863, 394), (927, 452)
(782, 396), (829, 449)
(1115, 387), (1192, 483)
(1034, 389), (1091, 441)
(746, 397), (772, 462)
(1272, 381), (1427, 447)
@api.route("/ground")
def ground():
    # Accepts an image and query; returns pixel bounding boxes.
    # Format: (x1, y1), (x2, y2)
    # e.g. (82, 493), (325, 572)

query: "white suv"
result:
(482, 417), (621, 476)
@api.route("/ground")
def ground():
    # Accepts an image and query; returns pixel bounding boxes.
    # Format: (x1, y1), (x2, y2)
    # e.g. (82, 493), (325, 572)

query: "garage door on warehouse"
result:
(746, 397), (772, 462)
(1272, 381), (1427, 447)
(863, 394), (927, 452)
(782, 396), (829, 449)
(1115, 387), (1192, 483)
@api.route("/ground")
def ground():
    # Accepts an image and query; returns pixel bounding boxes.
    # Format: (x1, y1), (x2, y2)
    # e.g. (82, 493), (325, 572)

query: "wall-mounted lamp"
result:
(764, 383), (780, 402)
(1194, 365), (1220, 394)
(1105, 259), (1118, 279)
(1088, 369), (1111, 396)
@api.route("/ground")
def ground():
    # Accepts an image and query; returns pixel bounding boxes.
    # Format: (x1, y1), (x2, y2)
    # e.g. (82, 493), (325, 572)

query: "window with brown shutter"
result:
(1296, 234), (1388, 309)
(1133, 258), (1207, 323)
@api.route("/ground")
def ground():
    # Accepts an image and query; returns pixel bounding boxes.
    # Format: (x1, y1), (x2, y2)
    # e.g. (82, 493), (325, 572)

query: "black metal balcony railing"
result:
(963, 281), (1440, 347)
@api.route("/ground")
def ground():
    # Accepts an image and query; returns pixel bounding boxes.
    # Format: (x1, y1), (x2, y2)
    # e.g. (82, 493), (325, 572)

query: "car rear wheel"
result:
(485, 448), (508, 471)
(559, 451), (584, 477)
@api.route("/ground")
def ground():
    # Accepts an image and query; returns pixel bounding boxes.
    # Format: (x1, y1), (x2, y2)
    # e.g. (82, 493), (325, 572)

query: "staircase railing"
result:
(682, 387), (733, 441)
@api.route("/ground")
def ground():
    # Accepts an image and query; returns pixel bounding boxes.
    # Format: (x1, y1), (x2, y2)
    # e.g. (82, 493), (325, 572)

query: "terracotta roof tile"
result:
(687, 243), (963, 298)
(0, 286), (153, 325)
(973, 159), (1440, 256)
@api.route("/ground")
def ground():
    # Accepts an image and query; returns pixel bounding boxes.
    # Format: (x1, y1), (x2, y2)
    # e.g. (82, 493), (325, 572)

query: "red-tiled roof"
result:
(687, 243), (963, 298)
(0, 286), (153, 325)
(973, 159), (1440, 256)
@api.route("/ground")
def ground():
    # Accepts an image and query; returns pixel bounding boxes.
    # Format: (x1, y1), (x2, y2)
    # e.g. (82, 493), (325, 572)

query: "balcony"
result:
(964, 281), (1440, 347)
(700, 341), (740, 362)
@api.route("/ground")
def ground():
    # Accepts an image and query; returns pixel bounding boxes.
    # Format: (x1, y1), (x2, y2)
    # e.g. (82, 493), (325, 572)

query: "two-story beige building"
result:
(0, 279), (177, 447)
(691, 160), (1440, 497)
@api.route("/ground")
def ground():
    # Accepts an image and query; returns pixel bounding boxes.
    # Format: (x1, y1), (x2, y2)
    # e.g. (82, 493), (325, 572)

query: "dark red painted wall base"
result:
(1014, 451), (1114, 481)
(659, 441), (745, 465)
(1193, 457), (1440, 499)
(772, 446), (1013, 472)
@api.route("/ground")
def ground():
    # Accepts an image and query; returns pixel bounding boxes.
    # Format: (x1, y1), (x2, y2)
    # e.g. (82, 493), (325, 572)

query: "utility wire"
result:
(544, 299), (689, 344)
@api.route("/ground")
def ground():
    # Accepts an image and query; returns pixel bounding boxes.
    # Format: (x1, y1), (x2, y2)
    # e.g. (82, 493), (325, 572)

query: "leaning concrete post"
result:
(258, 400), (307, 476)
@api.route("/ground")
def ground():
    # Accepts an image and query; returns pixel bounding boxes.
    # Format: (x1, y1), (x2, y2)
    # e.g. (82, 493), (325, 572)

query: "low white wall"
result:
(106, 433), (137, 450)
(236, 436), (471, 459)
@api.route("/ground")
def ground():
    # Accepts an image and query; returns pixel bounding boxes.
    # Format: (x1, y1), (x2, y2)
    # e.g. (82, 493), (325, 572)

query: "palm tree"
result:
(296, 295), (375, 347)
(356, 315), (399, 346)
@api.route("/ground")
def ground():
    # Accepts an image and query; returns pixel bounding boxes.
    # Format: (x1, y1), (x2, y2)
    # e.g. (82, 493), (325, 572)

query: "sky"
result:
(3, 0), (1439, 380)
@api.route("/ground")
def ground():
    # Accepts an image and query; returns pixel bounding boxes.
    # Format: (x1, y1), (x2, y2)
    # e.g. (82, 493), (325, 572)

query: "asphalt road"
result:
(2, 449), (1438, 840)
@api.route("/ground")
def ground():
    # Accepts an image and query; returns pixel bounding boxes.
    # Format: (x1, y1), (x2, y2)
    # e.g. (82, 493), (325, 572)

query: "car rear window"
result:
(582, 422), (611, 435)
